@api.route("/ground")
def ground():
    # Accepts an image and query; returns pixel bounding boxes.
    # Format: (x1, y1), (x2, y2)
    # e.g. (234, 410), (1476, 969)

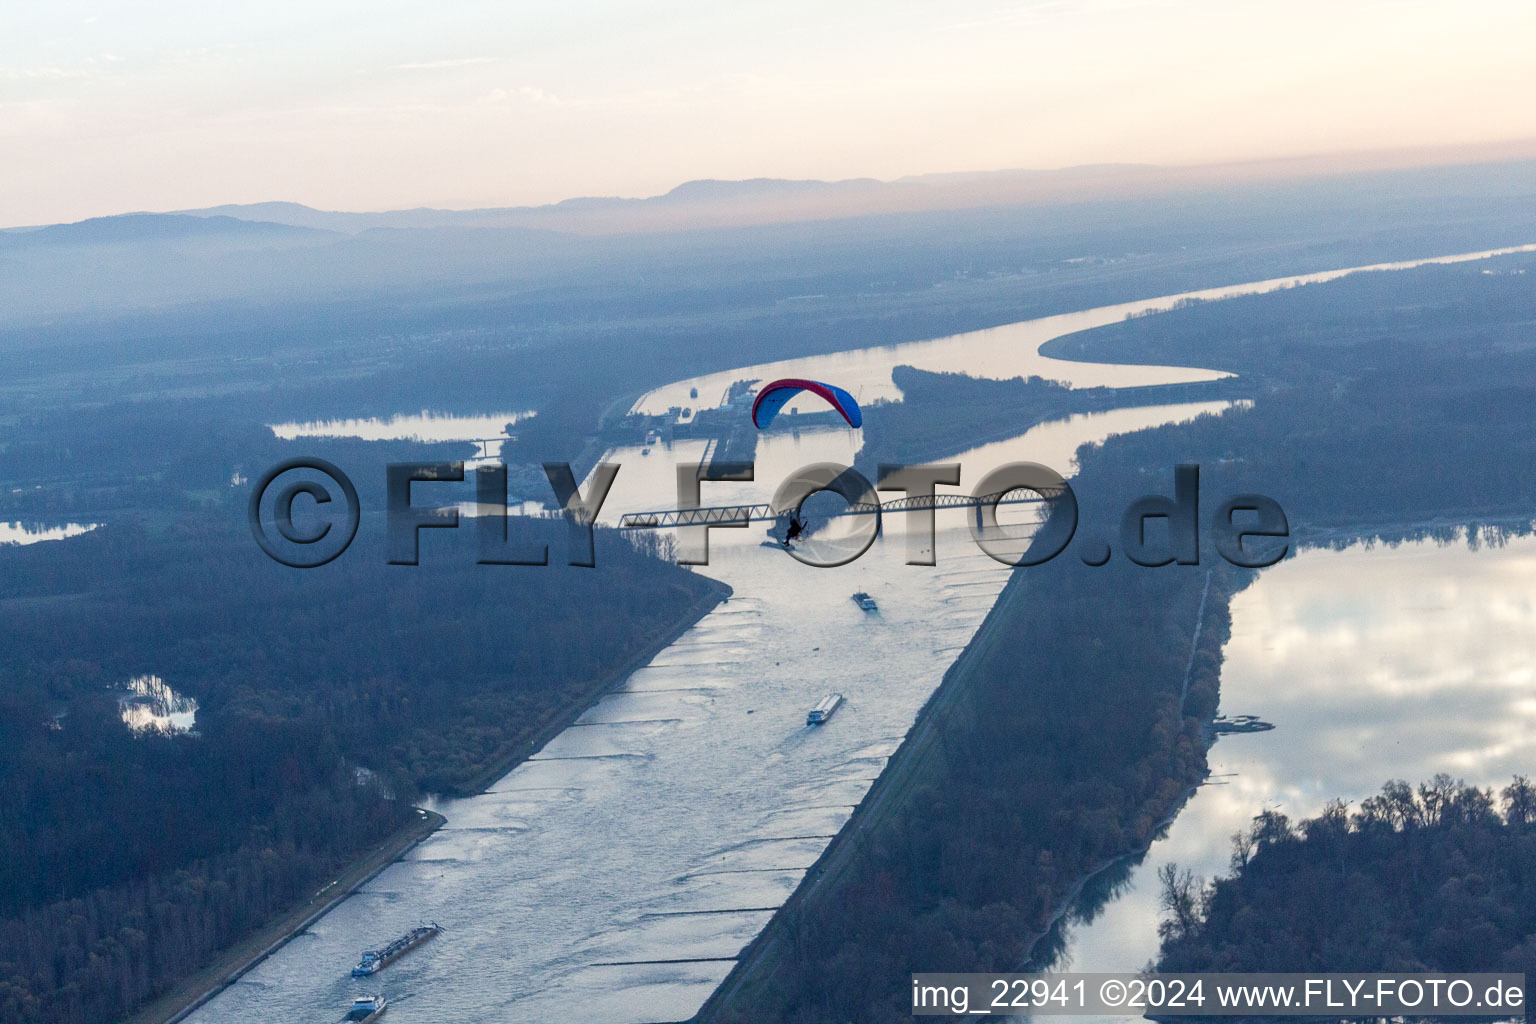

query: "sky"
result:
(2, 0), (1534, 226)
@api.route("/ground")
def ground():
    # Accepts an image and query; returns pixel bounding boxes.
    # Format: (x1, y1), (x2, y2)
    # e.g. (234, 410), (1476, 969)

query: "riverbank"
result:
(124, 576), (730, 1024)
(704, 548), (1226, 1022)
(450, 574), (732, 796)
(1067, 531), (1536, 982)
(697, 550), (1042, 1021)
(124, 807), (446, 1024)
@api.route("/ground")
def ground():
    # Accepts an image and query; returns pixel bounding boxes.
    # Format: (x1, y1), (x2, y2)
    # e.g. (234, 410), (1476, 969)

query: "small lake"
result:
(118, 674), (199, 735)
(269, 410), (535, 444)
(0, 521), (99, 545)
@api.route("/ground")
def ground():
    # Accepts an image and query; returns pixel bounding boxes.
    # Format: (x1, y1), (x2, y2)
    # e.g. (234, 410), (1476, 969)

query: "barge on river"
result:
(807, 693), (844, 725)
(352, 923), (440, 976)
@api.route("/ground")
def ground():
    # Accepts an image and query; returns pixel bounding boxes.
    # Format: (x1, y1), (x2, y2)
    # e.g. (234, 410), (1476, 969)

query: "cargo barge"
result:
(352, 923), (440, 976)
(807, 693), (844, 725)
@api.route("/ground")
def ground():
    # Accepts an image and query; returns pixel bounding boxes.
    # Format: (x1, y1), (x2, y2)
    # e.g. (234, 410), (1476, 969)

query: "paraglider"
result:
(751, 378), (862, 430)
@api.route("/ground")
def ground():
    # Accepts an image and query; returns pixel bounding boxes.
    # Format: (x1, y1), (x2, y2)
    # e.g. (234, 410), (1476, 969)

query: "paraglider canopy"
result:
(751, 378), (862, 430)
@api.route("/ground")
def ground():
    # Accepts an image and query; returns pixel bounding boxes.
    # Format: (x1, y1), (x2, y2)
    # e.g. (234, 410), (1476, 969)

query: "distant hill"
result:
(168, 177), (910, 235)
(0, 212), (335, 249)
(651, 176), (887, 201)
(0, 152), (1532, 327)
(158, 152), (1536, 237)
(166, 202), (352, 233)
(165, 169), (1185, 236)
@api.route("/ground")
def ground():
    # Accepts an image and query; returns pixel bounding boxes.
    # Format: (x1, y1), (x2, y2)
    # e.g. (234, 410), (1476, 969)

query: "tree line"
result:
(1158, 776), (1536, 981)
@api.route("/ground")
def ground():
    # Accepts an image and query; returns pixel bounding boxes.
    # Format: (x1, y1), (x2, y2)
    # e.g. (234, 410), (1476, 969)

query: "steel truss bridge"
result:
(617, 486), (1067, 530)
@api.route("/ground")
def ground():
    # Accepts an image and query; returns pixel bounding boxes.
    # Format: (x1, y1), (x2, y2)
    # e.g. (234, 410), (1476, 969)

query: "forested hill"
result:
(0, 517), (720, 1024)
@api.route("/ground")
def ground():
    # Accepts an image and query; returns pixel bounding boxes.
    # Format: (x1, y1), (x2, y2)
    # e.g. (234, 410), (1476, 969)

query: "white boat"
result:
(345, 994), (387, 1022)
(807, 693), (844, 725)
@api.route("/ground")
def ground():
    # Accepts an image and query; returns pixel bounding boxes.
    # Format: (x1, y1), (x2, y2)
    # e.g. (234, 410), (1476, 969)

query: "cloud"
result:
(390, 57), (496, 71)
(477, 85), (683, 111)
(479, 86), (564, 106)
(1, 66), (93, 81)
(945, 0), (1170, 31)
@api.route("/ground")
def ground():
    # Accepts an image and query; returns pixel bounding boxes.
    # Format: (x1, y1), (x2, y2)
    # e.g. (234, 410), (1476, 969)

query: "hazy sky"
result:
(3, 0), (1534, 225)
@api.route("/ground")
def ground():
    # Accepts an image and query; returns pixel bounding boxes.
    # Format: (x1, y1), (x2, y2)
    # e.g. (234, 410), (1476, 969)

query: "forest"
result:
(0, 515), (721, 1024)
(1040, 254), (1536, 533)
(1157, 776), (1536, 980)
(853, 365), (1241, 472)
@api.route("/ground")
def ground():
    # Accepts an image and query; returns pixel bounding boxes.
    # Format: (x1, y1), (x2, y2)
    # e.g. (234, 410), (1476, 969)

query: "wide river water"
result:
(191, 244), (1535, 1024)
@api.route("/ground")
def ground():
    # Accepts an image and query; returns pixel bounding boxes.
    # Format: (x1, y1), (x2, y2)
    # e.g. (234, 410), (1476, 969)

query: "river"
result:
(187, 243), (1534, 1024)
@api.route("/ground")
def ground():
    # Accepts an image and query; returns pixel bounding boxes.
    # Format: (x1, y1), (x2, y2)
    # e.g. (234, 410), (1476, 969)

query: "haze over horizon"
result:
(21, 138), (1536, 227)
(5, 0), (1535, 227)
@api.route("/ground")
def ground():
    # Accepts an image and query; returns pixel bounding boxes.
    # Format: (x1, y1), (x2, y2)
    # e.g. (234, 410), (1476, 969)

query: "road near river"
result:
(187, 243), (1535, 1024)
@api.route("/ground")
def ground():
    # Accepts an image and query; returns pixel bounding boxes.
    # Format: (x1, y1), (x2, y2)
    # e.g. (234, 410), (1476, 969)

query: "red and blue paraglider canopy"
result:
(751, 378), (862, 430)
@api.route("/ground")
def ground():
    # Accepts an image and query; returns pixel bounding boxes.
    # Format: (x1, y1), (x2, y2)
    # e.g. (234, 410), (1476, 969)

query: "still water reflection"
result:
(269, 410), (534, 443)
(1046, 534), (1536, 985)
(118, 674), (199, 735)
(0, 522), (98, 545)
